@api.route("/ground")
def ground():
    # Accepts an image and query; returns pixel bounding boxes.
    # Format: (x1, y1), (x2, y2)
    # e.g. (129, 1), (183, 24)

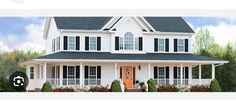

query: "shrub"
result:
(90, 85), (110, 92)
(74, 85), (90, 92)
(176, 85), (190, 92)
(190, 85), (209, 92)
(42, 81), (52, 92)
(210, 79), (221, 92)
(53, 87), (74, 92)
(147, 79), (157, 92)
(157, 85), (177, 92)
(110, 80), (122, 92)
(0, 77), (17, 92)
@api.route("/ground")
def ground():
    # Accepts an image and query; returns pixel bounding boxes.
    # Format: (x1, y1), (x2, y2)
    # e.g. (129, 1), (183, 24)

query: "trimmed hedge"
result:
(147, 79), (157, 92)
(42, 81), (52, 92)
(210, 79), (221, 92)
(110, 80), (122, 92)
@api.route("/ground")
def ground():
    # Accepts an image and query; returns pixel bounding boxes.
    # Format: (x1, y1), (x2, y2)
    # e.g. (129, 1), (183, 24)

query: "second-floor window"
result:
(174, 38), (188, 52)
(158, 38), (165, 52)
(177, 39), (184, 52)
(89, 37), (97, 50)
(154, 38), (169, 52)
(68, 36), (76, 50)
(115, 32), (143, 51)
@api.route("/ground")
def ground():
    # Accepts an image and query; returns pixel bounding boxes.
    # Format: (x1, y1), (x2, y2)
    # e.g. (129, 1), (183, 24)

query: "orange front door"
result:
(121, 66), (134, 88)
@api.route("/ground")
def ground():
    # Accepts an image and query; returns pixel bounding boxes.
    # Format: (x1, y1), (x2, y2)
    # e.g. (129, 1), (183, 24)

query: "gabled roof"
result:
(52, 17), (194, 33)
(54, 17), (112, 30)
(144, 17), (194, 33)
(36, 52), (226, 63)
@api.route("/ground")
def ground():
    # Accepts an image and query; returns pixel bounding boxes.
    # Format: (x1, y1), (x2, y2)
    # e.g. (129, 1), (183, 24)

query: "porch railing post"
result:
(148, 63), (151, 79)
(212, 64), (215, 79)
(43, 62), (47, 83)
(80, 62), (83, 86)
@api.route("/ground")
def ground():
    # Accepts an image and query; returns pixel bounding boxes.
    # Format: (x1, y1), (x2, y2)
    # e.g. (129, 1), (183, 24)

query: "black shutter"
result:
(174, 39), (177, 52)
(84, 66), (88, 78)
(97, 37), (101, 51)
(85, 36), (89, 50)
(120, 67), (122, 79)
(165, 39), (169, 52)
(166, 67), (169, 79)
(154, 66), (157, 79)
(185, 67), (189, 79)
(63, 36), (68, 50)
(97, 66), (101, 79)
(63, 65), (67, 78)
(115, 36), (119, 50)
(76, 66), (80, 78)
(185, 39), (189, 52)
(139, 37), (143, 51)
(174, 67), (177, 79)
(154, 38), (158, 51)
(76, 36), (80, 50)
(133, 67), (136, 84)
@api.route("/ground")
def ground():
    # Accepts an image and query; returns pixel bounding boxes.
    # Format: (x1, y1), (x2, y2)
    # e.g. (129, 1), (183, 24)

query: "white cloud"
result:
(195, 21), (236, 47)
(0, 18), (46, 52)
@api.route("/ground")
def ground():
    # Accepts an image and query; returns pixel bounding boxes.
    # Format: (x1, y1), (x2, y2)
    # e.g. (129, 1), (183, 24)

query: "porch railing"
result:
(154, 79), (170, 85)
(173, 79), (189, 85)
(47, 78), (80, 86)
(84, 79), (101, 85)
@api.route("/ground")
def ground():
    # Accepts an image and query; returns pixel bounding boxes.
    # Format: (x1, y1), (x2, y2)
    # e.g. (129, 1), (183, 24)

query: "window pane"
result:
(30, 67), (34, 79)
(119, 37), (123, 50)
(158, 67), (165, 79)
(68, 66), (75, 78)
(89, 66), (96, 79)
(135, 37), (139, 50)
(89, 37), (97, 50)
(158, 39), (165, 52)
(178, 39), (184, 52)
(68, 36), (75, 50)
(124, 32), (133, 50)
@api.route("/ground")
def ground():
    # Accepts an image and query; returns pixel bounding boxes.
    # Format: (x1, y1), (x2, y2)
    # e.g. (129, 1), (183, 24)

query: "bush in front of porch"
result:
(42, 81), (53, 92)
(110, 80), (122, 92)
(210, 79), (221, 92)
(147, 79), (157, 92)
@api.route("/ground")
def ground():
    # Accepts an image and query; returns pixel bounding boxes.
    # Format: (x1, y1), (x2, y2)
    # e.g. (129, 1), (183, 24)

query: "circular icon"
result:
(9, 71), (28, 91)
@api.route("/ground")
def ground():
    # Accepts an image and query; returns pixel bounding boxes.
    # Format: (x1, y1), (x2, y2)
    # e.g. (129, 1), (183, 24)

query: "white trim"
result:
(143, 32), (194, 35)
(140, 17), (156, 32)
(60, 29), (114, 34)
(43, 17), (51, 39)
(212, 64), (215, 79)
(101, 17), (117, 30)
(148, 63), (151, 79)
(199, 65), (202, 84)
(180, 64), (183, 85)
(34, 59), (228, 64)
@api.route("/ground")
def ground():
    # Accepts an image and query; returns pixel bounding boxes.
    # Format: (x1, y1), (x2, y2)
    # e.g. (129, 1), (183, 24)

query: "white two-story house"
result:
(23, 17), (228, 90)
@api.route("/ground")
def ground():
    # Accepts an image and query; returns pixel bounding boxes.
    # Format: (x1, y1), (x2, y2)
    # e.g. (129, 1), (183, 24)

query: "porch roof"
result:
(35, 52), (227, 64)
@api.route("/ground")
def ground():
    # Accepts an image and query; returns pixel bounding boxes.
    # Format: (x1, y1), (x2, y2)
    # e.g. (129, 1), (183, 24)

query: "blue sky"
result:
(0, 17), (236, 51)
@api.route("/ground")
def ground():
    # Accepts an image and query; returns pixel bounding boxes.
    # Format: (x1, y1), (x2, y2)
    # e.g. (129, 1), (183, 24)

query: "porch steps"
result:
(126, 89), (144, 92)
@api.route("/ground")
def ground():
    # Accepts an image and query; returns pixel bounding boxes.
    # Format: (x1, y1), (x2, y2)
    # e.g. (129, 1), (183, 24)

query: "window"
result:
(30, 67), (34, 79)
(158, 38), (165, 52)
(56, 37), (60, 51)
(135, 37), (139, 50)
(68, 36), (75, 50)
(177, 39), (185, 52)
(119, 37), (123, 50)
(85, 66), (101, 85)
(158, 67), (165, 79)
(68, 66), (75, 85)
(89, 37), (97, 50)
(124, 32), (133, 50)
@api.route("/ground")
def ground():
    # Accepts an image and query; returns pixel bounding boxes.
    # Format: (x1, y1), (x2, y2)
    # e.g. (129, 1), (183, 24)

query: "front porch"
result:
(26, 61), (218, 90)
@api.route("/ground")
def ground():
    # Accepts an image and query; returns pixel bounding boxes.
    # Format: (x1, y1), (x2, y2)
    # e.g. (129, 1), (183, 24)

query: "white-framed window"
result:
(135, 37), (139, 50)
(68, 36), (76, 50)
(85, 66), (101, 85)
(56, 37), (60, 51)
(89, 66), (97, 79)
(177, 39), (185, 52)
(119, 37), (123, 50)
(124, 32), (134, 50)
(158, 67), (165, 79)
(89, 37), (97, 50)
(158, 38), (165, 52)
(30, 67), (34, 79)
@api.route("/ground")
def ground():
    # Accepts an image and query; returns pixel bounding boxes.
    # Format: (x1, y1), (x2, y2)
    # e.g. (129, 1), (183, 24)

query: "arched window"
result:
(124, 32), (134, 50)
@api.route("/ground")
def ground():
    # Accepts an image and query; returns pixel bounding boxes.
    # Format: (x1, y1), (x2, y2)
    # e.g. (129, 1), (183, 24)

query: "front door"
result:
(121, 66), (134, 88)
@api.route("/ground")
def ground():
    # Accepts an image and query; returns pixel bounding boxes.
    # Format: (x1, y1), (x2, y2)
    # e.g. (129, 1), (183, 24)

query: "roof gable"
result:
(144, 17), (195, 33)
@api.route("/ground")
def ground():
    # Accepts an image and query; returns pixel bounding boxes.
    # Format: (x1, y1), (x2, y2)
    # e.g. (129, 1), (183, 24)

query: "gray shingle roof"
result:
(53, 17), (194, 33)
(54, 17), (112, 30)
(144, 17), (195, 33)
(36, 52), (224, 61)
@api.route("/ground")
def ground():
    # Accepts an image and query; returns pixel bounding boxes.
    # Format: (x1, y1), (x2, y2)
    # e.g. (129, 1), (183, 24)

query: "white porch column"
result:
(180, 64), (183, 85)
(114, 63), (118, 79)
(43, 62), (47, 83)
(199, 65), (202, 85)
(189, 65), (192, 85)
(212, 64), (215, 79)
(169, 66), (174, 85)
(26, 65), (30, 79)
(148, 63), (151, 79)
(59, 65), (63, 86)
(80, 62), (83, 86)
